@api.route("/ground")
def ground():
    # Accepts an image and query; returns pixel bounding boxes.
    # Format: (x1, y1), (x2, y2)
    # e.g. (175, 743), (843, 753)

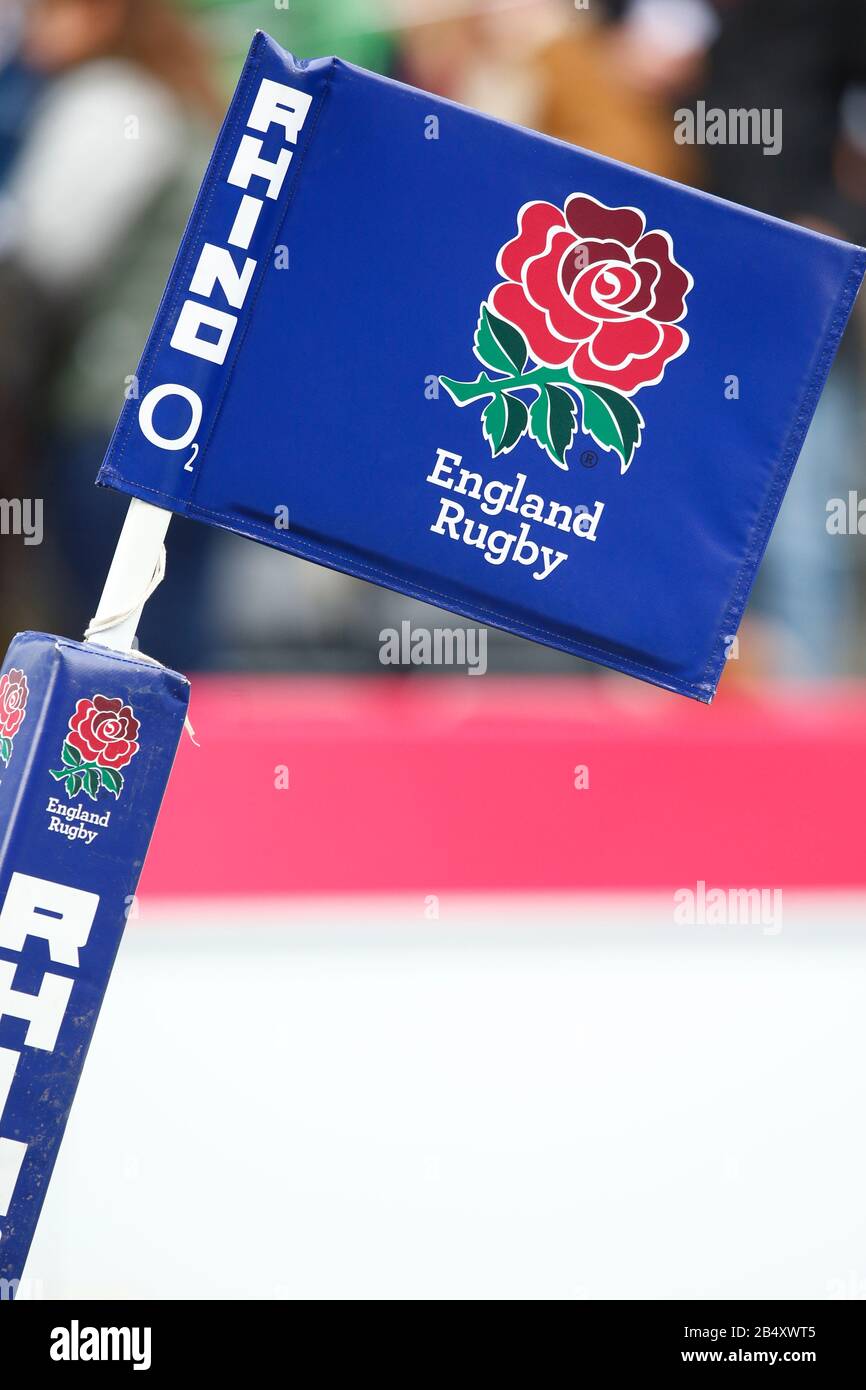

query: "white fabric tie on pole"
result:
(84, 500), (197, 743)
(85, 499), (172, 652)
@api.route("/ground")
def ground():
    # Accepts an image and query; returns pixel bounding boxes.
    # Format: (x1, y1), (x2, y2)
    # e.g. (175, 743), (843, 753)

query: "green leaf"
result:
(61, 740), (82, 767)
(500, 393), (529, 452)
(529, 384), (578, 468)
(482, 391), (529, 456)
(473, 303), (528, 376)
(575, 384), (644, 473)
(65, 771), (84, 797)
(83, 768), (101, 801)
(482, 394), (506, 453)
(100, 766), (123, 797)
(0, 736), (11, 765)
(439, 374), (491, 406)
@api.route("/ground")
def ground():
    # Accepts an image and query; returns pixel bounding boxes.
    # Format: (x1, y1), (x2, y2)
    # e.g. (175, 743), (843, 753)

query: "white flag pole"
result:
(85, 499), (173, 652)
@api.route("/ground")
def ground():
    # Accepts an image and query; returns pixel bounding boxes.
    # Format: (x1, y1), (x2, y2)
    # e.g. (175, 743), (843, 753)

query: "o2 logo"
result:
(134, 74), (315, 480)
(138, 383), (203, 473)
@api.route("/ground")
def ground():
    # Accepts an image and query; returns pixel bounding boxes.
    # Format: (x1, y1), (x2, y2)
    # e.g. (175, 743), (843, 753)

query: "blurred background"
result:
(3, 0), (866, 1300)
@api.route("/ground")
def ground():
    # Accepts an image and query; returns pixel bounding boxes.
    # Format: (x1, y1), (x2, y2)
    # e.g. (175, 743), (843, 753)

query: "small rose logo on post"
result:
(0, 668), (29, 767)
(50, 694), (140, 800)
(440, 193), (692, 472)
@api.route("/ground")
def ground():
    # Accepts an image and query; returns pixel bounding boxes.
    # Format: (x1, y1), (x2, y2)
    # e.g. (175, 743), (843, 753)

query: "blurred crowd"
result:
(1, 0), (865, 678)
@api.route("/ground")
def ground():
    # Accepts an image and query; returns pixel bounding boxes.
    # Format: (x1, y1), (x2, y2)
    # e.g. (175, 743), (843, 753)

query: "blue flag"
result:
(98, 31), (865, 701)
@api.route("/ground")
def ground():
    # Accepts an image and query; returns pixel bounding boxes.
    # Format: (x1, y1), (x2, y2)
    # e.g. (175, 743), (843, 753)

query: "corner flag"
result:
(98, 31), (864, 699)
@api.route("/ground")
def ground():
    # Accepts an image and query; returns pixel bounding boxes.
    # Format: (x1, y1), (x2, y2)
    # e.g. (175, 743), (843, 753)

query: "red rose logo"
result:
(440, 192), (692, 471)
(0, 668), (29, 766)
(68, 695), (140, 769)
(51, 694), (141, 801)
(492, 196), (690, 396)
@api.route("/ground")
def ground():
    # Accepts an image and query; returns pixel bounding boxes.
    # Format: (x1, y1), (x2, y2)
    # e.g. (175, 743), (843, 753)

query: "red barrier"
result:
(141, 677), (866, 895)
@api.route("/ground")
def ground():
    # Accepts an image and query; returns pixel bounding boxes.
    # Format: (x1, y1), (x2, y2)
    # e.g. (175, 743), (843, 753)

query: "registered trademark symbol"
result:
(580, 449), (598, 468)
